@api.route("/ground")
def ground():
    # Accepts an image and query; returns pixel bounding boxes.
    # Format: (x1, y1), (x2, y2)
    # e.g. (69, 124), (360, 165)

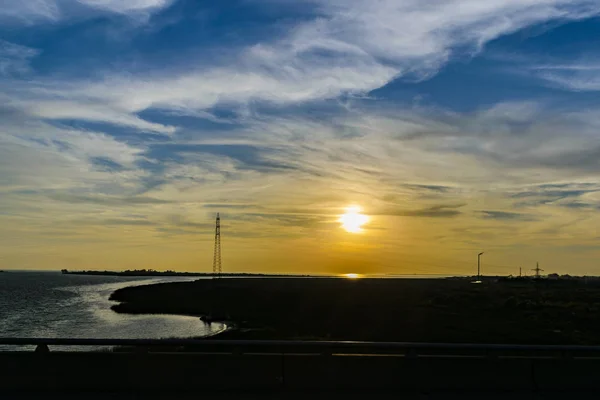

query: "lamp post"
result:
(477, 252), (484, 281)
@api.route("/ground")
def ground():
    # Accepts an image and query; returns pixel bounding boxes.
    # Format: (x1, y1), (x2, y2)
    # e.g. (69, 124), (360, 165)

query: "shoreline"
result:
(111, 308), (236, 340)
(193, 320), (234, 339)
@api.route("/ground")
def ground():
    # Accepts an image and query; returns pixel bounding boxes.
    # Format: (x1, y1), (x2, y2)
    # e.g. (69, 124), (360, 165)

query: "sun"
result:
(339, 206), (369, 233)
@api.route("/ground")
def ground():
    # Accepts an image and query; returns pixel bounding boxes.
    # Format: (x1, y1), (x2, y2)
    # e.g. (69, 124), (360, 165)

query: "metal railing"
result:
(2, 338), (600, 358)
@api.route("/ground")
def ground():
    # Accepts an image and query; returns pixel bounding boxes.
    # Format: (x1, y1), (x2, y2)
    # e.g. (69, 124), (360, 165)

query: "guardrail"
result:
(2, 338), (600, 358)
(3, 338), (600, 392)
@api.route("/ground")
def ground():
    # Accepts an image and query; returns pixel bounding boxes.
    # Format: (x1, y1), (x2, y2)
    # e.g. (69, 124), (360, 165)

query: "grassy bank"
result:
(109, 278), (600, 344)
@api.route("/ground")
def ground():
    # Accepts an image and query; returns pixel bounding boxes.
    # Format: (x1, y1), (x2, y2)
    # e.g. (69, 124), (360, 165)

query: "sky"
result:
(2, 0), (600, 275)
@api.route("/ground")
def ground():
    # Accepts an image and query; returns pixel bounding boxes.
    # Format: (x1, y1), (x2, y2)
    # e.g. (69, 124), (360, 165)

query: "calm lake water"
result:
(0, 271), (225, 350)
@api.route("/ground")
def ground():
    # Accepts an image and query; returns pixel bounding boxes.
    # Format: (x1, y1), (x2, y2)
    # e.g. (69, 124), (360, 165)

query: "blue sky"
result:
(3, 0), (600, 275)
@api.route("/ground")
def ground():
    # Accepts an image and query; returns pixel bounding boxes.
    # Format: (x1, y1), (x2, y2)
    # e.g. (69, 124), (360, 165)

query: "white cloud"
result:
(533, 62), (600, 91)
(54, 2), (600, 114)
(0, 0), (173, 24)
(17, 99), (176, 134)
(5, 1), (600, 271)
(4, 98), (600, 271)
(78, 62), (396, 109)
(3, 0), (600, 132)
(289, 0), (600, 74)
(78, 0), (173, 13)
(0, 117), (147, 192)
(0, 40), (39, 75)
(145, 101), (600, 214)
(0, 0), (60, 24)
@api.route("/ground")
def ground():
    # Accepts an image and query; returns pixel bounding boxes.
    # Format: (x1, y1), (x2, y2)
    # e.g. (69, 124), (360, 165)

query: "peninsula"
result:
(109, 277), (600, 344)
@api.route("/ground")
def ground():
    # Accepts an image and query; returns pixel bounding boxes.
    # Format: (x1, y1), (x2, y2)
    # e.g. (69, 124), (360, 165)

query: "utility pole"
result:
(519, 267), (522, 277)
(532, 262), (543, 279)
(477, 252), (484, 281)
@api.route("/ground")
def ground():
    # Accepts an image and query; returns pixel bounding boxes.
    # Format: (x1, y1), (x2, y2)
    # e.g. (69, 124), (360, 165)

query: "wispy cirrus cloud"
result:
(5, 98), (600, 222)
(11, 99), (176, 134)
(4, 1), (600, 273)
(4, 0), (600, 132)
(0, 0), (174, 25)
(480, 210), (538, 221)
(79, 0), (173, 14)
(533, 62), (600, 91)
(4, 97), (600, 272)
(47, 193), (171, 206)
(0, 40), (39, 76)
(379, 204), (465, 218)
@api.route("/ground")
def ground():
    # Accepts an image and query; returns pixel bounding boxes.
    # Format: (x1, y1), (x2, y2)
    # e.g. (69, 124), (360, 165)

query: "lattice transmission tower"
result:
(212, 213), (222, 277)
(532, 262), (543, 279)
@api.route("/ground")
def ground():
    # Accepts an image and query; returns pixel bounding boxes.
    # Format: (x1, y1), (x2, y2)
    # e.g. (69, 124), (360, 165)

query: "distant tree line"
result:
(60, 269), (309, 277)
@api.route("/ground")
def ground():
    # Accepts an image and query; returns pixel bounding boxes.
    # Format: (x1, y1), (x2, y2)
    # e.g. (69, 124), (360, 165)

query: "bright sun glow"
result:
(339, 206), (369, 233)
(344, 273), (362, 279)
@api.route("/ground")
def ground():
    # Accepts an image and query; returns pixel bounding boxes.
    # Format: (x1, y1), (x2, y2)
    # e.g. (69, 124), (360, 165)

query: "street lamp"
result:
(477, 252), (484, 281)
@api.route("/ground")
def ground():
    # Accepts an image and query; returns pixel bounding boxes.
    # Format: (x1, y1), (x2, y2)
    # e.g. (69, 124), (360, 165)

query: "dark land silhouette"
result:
(62, 269), (308, 277)
(110, 277), (600, 344)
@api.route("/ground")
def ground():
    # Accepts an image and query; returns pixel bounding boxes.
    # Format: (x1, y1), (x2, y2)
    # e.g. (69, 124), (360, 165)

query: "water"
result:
(0, 271), (225, 350)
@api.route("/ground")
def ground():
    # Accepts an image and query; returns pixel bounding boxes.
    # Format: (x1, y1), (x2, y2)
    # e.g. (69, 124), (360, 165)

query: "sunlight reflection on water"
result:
(0, 273), (225, 351)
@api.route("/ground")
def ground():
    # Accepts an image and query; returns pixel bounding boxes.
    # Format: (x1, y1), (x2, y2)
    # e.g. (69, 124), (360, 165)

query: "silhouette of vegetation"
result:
(110, 277), (600, 344)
